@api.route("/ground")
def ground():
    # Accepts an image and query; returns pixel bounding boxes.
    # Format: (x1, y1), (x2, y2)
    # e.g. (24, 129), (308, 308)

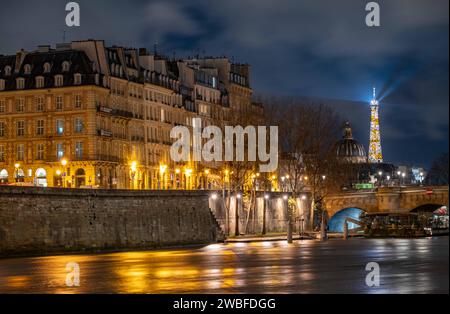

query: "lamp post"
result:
(175, 168), (180, 189)
(14, 163), (20, 183)
(204, 169), (210, 189)
(284, 194), (292, 243)
(159, 164), (167, 190)
(262, 194), (269, 235)
(61, 158), (68, 188)
(235, 192), (241, 236)
(401, 172), (406, 186)
(378, 171), (383, 187)
(386, 175), (391, 187)
(130, 161), (137, 189)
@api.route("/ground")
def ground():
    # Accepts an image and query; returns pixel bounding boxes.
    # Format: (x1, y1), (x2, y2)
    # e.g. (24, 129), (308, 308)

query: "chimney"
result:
(14, 49), (27, 73)
(37, 45), (51, 53)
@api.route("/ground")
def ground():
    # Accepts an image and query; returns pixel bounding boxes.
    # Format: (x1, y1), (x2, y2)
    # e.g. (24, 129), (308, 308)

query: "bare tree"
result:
(264, 98), (341, 230)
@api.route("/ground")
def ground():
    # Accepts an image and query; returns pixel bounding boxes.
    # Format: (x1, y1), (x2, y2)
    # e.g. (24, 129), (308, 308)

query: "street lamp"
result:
(262, 194), (269, 235)
(130, 161), (137, 189)
(378, 171), (383, 187)
(61, 158), (68, 188)
(159, 164), (167, 189)
(401, 172), (406, 185)
(204, 169), (210, 189)
(14, 163), (20, 183)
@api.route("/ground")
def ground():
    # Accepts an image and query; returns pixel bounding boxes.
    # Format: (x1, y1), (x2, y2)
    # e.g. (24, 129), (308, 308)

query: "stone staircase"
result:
(209, 209), (226, 242)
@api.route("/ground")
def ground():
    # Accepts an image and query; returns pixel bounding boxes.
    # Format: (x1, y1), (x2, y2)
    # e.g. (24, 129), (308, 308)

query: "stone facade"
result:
(0, 186), (223, 256)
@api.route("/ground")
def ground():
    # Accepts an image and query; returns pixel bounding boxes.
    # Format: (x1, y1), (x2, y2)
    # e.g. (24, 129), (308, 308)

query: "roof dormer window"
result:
(62, 61), (70, 72)
(24, 64), (31, 75)
(54, 75), (63, 87)
(74, 73), (81, 85)
(16, 78), (25, 90)
(4, 66), (11, 76)
(36, 76), (44, 88)
(43, 62), (51, 73)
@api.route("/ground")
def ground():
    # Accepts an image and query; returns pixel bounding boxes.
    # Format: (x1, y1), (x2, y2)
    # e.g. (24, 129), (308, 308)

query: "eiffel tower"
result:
(368, 87), (383, 163)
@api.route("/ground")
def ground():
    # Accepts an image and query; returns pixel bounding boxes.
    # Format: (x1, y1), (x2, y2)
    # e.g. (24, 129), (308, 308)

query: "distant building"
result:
(335, 122), (367, 164)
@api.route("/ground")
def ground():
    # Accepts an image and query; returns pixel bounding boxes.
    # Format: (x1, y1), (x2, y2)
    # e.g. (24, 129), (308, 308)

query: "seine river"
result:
(0, 237), (448, 293)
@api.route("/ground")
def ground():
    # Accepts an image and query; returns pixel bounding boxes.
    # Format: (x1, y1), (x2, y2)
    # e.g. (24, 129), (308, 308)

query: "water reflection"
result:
(0, 237), (447, 293)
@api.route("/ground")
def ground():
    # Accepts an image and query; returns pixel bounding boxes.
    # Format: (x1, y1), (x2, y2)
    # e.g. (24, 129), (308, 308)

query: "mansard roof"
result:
(0, 50), (99, 91)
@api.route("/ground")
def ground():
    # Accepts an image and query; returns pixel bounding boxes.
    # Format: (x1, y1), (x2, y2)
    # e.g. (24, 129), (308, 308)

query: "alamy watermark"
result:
(170, 118), (278, 172)
(365, 262), (380, 287)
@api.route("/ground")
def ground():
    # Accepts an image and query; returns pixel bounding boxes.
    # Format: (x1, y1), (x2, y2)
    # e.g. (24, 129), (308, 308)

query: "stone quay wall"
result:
(0, 186), (223, 256)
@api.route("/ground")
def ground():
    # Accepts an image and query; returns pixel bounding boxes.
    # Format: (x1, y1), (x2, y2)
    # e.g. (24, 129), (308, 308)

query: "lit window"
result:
(56, 119), (64, 135)
(56, 143), (64, 159)
(0, 79), (4, 91)
(0, 99), (5, 113)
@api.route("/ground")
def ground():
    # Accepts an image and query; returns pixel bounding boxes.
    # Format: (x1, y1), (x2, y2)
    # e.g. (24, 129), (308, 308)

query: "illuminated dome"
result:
(335, 122), (367, 163)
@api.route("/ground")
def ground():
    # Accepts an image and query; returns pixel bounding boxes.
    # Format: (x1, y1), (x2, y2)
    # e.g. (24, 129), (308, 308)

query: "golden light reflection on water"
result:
(0, 238), (445, 293)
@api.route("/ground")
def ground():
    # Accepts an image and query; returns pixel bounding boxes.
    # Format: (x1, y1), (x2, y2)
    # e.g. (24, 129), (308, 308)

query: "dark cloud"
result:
(0, 0), (448, 167)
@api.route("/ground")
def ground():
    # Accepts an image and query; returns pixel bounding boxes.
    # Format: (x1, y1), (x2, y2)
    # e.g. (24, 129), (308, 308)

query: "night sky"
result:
(0, 0), (448, 168)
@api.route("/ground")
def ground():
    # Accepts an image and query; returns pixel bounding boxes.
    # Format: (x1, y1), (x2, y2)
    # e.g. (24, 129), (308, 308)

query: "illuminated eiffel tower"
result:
(368, 87), (383, 163)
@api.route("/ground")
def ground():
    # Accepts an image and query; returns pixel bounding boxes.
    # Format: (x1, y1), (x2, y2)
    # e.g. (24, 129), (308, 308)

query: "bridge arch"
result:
(328, 207), (366, 232)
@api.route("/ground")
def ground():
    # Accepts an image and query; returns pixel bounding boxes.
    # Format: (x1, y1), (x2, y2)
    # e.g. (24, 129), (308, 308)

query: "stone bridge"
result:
(324, 186), (449, 218)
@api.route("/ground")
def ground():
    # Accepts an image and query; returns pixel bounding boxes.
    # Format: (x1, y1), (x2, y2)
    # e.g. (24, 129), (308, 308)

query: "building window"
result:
(36, 143), (44, 160)
(36, 76), (44, 88)
(62, 61), (70, 72)
(55, 75), (63, 87)
(56, 119), (64, 135)
(16, 78), (25, 89)
(56, 95), (63, 109)
(4, 66), (11, 76)
(75, 141), (83, 159)
(74, 94), (82, 108)
(0, 145), (4, 162)
(74, 117), (83, 133)
(16, 98), (25, 112)
(74, 73), (81, 85)
(43, 63), (51, 73)
(16, 120), (25, 136)
(36, 96), (44, 111)
(0, 79), (4, 91)
(36, 119), (44, 135)
(16, 144), (25, 161)
(0, 121), (5, 137)
(56, 143), (64, 159)
(24, 64), (31, 75)
(0, 99), (5, 113)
